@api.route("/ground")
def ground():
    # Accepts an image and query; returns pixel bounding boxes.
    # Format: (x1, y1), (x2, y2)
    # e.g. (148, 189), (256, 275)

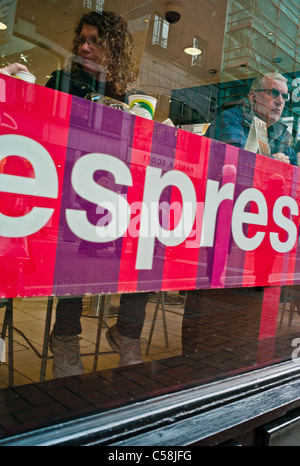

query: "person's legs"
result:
(116, 292), (148, 339)
(50, 291), (150, 374)
(53, 296), (83, 336)
(107, 292), (149, 366)
(50, 296), (84, 378)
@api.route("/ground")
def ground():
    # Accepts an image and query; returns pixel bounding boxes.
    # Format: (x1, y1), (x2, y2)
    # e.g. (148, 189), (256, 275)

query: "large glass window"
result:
(152, 13), (169, 49)
(0, 0), (300, 442)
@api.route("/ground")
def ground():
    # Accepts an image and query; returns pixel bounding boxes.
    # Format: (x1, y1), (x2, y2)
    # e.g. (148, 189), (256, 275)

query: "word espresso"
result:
(0, 134), (299, 271)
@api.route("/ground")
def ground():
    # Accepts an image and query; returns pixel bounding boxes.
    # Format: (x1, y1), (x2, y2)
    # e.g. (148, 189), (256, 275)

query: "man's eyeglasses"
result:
(255, 88), (290, 101)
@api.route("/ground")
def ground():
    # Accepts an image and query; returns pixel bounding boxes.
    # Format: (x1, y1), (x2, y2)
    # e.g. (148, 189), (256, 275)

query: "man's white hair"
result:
(251, 72), (287, 91)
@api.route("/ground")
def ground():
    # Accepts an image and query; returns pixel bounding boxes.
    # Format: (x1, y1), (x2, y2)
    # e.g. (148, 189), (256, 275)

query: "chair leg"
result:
(1, 299), (14, 386)
(279, 286), (299, 331)
(146, 292), (168, 355)
(93, 295), (109, 371)
(161, 292), (169, 349)
(39, 297), (54, 382)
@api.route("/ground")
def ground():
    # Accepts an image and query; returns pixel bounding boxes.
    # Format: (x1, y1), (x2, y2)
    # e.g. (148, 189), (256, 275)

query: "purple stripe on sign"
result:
(211, 143), (239, 287)
(224, 148), (257, 287)
(136, 122), (179, 291)
(280, 165), (299, 285)
(195, 139), (227, 289)
(290, 166), (300, 285)
(53, 98), (136, 295)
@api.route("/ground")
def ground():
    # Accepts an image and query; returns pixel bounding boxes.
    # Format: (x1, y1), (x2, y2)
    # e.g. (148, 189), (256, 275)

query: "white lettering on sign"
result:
(292, 78), (300, 103)
(232, 188), (267, 251)
(66, 153), (132, 242)
(270, 196), (298, 253)
(0, 135), (298, 269)
(0, 134), (58, 237)
(136, 166), (197, 269)
(200, 180), (235, 247)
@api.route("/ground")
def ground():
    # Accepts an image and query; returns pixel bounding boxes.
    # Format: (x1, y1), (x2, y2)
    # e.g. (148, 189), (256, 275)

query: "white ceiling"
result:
(2, 0), (228, 86)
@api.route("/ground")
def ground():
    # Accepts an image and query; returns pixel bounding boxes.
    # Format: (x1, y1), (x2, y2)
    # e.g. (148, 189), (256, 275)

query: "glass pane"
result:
(0, 0), (299, 442)
(279, 12), (298, 40)
(256, 0), (279, 23)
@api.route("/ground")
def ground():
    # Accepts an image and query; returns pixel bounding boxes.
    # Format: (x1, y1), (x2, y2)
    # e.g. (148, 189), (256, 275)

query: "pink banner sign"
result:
(0, 76), (300, 298)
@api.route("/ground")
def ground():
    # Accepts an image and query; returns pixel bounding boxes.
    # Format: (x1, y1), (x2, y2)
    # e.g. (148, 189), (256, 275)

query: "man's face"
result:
(76, 24), (106, 74)
(249, 77), (289, 127)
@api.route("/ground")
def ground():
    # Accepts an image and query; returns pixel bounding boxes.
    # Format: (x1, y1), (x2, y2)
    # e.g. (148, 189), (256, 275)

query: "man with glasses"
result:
(206, 72), (297, 165)
(181, 73), (297, 359)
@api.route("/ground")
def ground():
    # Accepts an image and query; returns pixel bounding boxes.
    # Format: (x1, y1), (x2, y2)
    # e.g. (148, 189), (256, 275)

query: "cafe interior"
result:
(0, 0), (300, 446)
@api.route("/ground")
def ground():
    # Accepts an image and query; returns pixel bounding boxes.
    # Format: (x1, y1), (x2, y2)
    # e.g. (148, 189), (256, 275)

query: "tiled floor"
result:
(1, 288), (300, 389)
(0, 292), (185, 389)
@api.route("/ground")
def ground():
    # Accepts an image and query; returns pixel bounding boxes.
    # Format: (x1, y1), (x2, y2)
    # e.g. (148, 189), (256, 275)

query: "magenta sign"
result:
(0, 75), (299, 298)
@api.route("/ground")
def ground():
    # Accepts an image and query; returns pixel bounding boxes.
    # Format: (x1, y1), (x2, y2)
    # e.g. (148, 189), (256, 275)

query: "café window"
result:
(152, 13), (169, 49)
(190, 36), (206, 68)
(83, 0), (104, 11)
(0, 0), (299, 445)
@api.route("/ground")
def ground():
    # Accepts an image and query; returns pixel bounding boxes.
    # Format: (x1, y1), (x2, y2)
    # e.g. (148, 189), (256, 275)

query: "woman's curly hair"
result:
(71, 10), (138, 95)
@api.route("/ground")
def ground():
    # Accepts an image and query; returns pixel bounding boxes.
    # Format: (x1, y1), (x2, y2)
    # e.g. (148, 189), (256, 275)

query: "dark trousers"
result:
(53, 292), (149, 340)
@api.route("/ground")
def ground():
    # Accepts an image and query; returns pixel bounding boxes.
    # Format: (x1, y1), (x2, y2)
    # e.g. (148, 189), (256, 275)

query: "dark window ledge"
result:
(1, 360), (300, 446)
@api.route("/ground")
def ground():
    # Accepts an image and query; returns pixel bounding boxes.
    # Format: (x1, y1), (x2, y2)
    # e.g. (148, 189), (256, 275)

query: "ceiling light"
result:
(184, 47), (201, 56)
(209, 69), (217, 74)
(0, 22), (7, 30)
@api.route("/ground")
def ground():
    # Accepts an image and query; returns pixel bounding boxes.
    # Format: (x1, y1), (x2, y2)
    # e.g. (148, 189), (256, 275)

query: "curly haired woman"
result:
(46, 11), (148, 377)
(46, 10), (138, 100)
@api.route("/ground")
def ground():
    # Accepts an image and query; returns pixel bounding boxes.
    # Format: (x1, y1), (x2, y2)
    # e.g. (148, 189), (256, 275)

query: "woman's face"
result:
(76, 24), (107, 74)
